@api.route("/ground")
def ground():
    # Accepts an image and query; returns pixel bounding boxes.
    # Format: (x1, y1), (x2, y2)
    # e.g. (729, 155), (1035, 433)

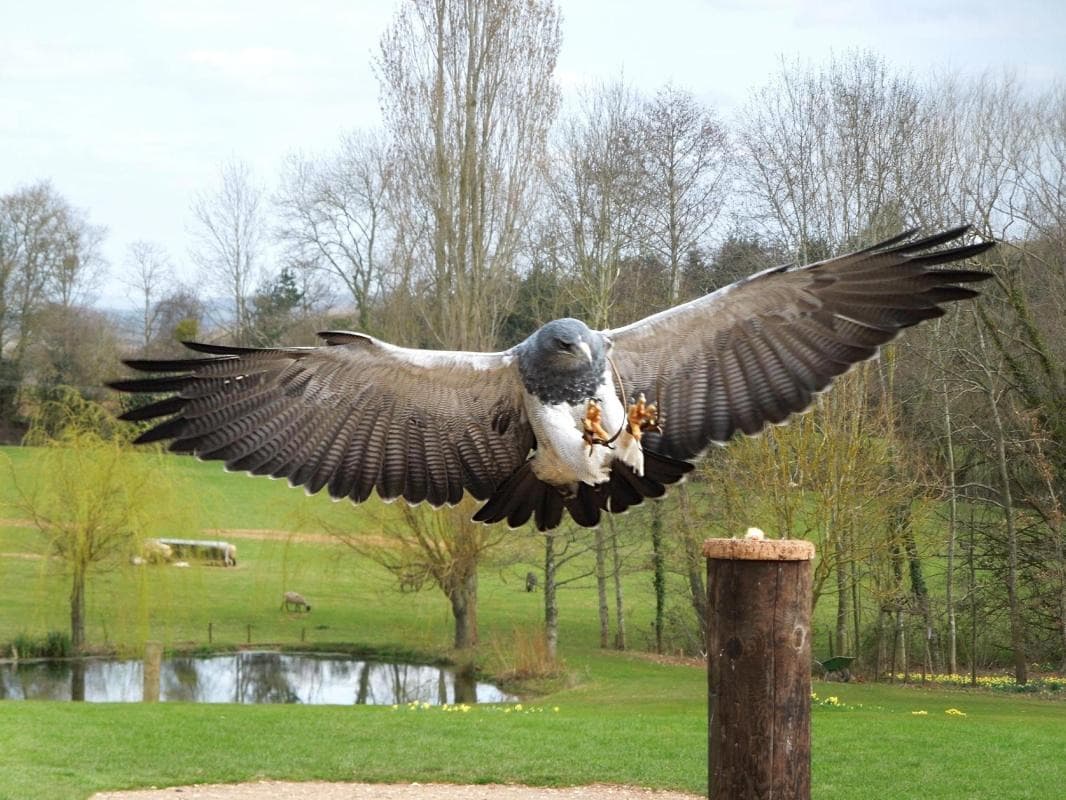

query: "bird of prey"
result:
(110, 226), (994, 532)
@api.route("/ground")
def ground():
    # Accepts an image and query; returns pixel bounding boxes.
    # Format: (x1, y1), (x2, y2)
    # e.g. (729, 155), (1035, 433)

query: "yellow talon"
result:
(626, 392), (661, 442)
(582, 400), (612, 454)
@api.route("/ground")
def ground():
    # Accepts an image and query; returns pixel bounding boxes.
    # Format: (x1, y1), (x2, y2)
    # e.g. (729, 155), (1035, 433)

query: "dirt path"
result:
(92, 781), (703, 800)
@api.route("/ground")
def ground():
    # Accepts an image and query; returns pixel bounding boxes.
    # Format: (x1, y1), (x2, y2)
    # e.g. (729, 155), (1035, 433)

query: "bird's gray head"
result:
(516, 318), (611, 405)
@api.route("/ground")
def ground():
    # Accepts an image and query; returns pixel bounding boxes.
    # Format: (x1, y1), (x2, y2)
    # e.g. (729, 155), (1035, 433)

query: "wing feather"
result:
(608, 227), (993, 458)
(299, 406), (360, 493)
(109, 335), (531, 510)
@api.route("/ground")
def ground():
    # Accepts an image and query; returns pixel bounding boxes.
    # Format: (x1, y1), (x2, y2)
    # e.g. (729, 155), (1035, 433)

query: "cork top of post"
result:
(703, 537), (815, 561)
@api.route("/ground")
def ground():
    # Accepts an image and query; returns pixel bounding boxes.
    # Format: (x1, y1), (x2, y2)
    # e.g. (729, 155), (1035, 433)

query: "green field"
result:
(1, 446), (1065, 800)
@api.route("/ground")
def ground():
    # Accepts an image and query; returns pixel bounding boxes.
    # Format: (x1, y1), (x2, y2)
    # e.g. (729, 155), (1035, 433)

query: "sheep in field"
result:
(282, 591), (311, 612)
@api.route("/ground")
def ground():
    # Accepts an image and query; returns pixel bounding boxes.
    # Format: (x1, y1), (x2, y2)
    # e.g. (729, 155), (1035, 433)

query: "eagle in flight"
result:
(111, 226), (993, 532)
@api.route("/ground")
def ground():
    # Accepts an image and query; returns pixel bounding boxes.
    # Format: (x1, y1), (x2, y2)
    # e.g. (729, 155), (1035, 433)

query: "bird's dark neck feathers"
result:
(518, 353), (606, 406)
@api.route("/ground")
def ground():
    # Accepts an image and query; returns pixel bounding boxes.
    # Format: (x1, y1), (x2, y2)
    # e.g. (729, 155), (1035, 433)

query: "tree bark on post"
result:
(705, 537), (814, 800)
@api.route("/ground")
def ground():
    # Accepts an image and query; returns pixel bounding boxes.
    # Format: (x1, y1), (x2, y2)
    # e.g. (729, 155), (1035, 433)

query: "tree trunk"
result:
(850, 557), (861, 666)
(651, 504), (665, 654)
(834, 530), (849, 656)
(449, 568), (479, 649)
(969, 508), (979, 687)
(544, 533), (558, 662)
(994, 420), (1027, 686)
(610, 520), (626, 650)
(890, 539), (905, 681)
(943, 371), (960, 675)
(895, 609), (907, 682)
(594, 526), (610, 648)
(679, 488), (708, 644)
(975, 318), (1027, 685)
(985, 380), (1027, 684)
(70, 566), (86, 653)
(904, 517), (937, 675)
(874, 609), (886, 680)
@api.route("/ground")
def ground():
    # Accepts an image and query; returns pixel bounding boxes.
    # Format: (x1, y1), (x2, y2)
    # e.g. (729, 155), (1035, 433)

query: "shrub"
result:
(7, 631), (72, 659)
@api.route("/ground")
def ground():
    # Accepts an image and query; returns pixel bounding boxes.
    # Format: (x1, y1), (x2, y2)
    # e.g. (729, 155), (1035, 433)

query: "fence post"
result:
(704, 537), (815, 800)
(143, 641), (163, 703)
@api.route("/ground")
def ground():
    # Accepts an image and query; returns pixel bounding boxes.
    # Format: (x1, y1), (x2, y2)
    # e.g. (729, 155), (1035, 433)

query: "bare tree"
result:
(49, 209), (106, 310)
(275, 129), (393, 333)
(736, 51), (925, 257)
(122, 241), (174, 352)
(149, 285), (205, 358)
(0, 182), (105, 365)
(378, 0), (561, 350)
(638, 85), (730, 304)
(965, 310), (1028, 684)
(331, 500), (504, 650)
(189, 159), (265, 344)
(545, 80), (647, 329)
(369, 0), (561, 649)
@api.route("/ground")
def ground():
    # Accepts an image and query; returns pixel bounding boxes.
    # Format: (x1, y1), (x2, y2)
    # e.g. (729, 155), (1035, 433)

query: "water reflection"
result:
(0, 652), (514, 705)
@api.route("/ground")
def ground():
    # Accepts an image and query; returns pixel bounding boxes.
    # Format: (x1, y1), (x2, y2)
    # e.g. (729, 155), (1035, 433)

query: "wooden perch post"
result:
(704, 537), (815, 800)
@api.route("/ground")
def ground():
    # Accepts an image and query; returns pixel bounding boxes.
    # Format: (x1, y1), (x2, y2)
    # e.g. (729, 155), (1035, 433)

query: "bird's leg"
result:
(582, 399), (614, 454)
(626, 392), (662, 442)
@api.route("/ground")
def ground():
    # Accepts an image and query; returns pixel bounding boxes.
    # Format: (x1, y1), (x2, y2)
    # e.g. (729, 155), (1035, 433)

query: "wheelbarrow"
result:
(816, 655), (855, 682)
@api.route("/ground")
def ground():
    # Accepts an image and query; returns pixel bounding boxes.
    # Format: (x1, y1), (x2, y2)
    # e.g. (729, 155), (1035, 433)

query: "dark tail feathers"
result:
(473, 450), (693, 532)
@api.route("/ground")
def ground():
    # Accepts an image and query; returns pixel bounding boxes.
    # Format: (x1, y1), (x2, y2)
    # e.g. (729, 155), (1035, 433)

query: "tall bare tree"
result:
(372, 0), (561, 648)
(378, 0), (561, 350)
(0, 182), (105, 365)
(544, 80), (648, 648)
(546, 80), (647, 329)
(736, 51), (924, 257)
(276, 129), (393, 333)
(123, 241), (174, 353)
(639, 85), (730, 304)
(189, 159), (264, 344)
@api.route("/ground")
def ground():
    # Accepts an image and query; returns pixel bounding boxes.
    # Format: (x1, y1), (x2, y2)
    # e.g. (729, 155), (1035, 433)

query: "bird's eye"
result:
(555, 338), (570, 351)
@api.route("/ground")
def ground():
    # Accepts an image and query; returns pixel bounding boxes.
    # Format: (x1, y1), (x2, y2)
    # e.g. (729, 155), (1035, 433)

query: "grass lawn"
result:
(1, 446), (1065, 799)
(1, 674), (1064, 800)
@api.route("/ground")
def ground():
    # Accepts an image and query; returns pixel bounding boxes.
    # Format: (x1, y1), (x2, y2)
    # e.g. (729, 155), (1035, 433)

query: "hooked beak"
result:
(577, 340), (592, 363)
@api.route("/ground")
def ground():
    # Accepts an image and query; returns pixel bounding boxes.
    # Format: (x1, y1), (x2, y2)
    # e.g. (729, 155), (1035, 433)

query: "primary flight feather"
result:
(110, 226), (994, 531)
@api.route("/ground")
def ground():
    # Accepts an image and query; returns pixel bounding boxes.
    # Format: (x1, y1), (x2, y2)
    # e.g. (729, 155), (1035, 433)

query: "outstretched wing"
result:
(109, 332), (533, 507)
(607, 226), (995, 460)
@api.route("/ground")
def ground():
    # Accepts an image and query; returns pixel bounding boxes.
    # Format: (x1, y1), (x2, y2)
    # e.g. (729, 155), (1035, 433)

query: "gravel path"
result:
(92, 781), (703, 800)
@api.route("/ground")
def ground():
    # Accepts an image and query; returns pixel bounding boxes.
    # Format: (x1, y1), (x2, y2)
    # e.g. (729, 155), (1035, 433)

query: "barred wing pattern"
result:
(607, 226), (994, 461)
(110, 332), (533, 507)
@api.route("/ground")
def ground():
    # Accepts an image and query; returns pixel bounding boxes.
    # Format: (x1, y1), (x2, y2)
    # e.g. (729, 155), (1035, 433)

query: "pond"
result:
(0, 651), (516, 705)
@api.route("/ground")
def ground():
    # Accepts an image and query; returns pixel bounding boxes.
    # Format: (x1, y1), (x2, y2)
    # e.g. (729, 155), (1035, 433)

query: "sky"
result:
(2, 0), (1064, 308)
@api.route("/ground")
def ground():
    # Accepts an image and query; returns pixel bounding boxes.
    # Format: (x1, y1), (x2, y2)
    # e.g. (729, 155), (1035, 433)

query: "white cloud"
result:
(0, 41), (132, 81)
(183, 46), (297, 83)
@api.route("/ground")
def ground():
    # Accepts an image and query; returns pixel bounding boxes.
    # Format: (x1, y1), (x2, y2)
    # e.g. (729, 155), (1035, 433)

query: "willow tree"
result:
(11, 395), (179, 652)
